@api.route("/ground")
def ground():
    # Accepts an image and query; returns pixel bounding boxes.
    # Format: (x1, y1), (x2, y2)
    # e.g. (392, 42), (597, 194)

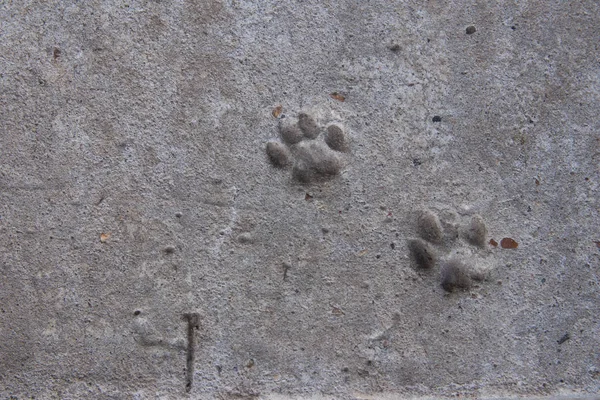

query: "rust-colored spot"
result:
(594, 241), (600, 249)
(330, 92), (346, 102)
(305, 192), (313, 201)
(500, 237), (518, 249)
(489, 239), (498, 247)
(100, 232), (111, 243)
(331, 306), (345, 316)
(272, 105), (282, 118)
(535, 178), (540, 186)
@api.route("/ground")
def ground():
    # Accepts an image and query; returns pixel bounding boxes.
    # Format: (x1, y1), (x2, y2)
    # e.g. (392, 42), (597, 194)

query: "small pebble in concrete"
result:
(557, 333), (570, 344)
(282, 262), (291, 280)
(237, 232), (254, 244)
(466, 26), (476, 34)
(330, 92), (346, 102)
(164, 246), (176, 254)
(272, 105), (283, 118)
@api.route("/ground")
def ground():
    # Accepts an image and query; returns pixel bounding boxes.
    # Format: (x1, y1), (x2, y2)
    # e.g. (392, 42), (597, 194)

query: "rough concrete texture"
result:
(1, 0), (599, 399)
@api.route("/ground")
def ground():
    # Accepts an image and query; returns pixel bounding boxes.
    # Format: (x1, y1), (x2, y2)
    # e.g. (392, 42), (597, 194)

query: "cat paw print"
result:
(266, 111), (349, 183)
(408, 210), (492, 292)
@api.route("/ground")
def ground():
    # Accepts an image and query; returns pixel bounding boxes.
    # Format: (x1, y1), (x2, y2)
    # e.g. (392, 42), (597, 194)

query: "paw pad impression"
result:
(266, 111), (349, 183)
(408, 210), (491, 293)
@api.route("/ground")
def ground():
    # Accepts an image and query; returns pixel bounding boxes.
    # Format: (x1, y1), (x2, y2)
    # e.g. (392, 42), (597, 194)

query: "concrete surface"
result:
(1, 0), (599, 398)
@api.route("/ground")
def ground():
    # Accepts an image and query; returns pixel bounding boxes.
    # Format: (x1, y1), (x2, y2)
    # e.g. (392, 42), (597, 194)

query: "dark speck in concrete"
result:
(557, 333), (570, 344)
(164, 246), (176, 254)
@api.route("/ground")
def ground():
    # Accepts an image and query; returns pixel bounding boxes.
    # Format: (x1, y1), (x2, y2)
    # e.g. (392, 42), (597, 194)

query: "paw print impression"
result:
(266, 111), (349, 183)
(408, 210), (493, 293)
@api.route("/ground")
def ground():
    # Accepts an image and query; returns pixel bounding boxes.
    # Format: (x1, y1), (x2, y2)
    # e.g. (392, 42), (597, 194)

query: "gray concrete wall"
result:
(1, 0), (599, 398)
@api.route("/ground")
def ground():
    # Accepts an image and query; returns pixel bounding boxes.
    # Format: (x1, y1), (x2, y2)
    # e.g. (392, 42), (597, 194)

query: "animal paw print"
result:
(408, 210), (492, 292)
(266, 111), (349, 183)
